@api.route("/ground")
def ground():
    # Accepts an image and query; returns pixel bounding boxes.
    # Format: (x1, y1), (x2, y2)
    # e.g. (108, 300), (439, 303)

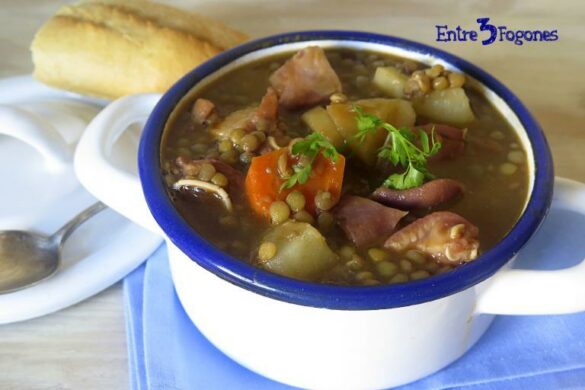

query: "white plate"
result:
(0, 76), (162, 324)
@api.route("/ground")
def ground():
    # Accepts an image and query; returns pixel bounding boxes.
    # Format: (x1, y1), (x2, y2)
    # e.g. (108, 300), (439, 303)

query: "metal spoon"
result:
(0, 202), (107, 294)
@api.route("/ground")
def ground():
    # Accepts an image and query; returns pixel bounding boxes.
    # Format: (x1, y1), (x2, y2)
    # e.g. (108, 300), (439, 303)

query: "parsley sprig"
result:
(280, 133), (339, 190)
(353, 105), (441, 190)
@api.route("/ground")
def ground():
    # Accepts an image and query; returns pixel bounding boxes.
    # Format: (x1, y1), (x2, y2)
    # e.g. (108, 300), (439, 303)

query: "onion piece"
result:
(267, 136), (282, 150)
(172, 179), (233, 211)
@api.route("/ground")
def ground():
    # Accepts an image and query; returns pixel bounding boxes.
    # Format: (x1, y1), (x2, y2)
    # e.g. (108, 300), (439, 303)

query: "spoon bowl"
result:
(0, 231), (58, 293)
(0, 202), (106, 294)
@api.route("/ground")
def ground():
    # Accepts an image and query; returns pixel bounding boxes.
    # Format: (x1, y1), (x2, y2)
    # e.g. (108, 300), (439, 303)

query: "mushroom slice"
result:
(172, 179), (233, 211)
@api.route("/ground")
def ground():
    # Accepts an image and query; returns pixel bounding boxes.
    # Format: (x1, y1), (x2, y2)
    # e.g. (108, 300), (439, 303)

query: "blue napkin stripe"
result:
(124, 264), (147, 390)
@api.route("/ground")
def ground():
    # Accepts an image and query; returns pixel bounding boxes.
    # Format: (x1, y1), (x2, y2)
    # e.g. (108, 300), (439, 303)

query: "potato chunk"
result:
(326, 98), (416, 166)
(412, 88), (475, 126)
(301, 106), (345, 148)
(258, 221), (338, 281)
(390, 99), (417, 128)
(372, 66), (408, 98)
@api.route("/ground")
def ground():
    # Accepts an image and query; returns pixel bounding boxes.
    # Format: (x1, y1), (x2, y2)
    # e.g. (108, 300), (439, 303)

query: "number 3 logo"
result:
(477, 17), (497, 45)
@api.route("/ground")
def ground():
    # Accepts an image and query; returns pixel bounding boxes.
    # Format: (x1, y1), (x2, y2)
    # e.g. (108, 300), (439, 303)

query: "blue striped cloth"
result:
(124, 207), (585, 389)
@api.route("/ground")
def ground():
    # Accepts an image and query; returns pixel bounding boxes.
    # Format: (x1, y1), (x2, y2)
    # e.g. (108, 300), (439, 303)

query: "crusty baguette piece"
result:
(31, 0), (248, 99)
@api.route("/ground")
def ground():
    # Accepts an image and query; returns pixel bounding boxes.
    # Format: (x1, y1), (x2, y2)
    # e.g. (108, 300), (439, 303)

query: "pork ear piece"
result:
(334, 196), (408, 248)
(371, 179), (464, 210)
(384, 211), (479, 264)
(269, 46), (342, 109)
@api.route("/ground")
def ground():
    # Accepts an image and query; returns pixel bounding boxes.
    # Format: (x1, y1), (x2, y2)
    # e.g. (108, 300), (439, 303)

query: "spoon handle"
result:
(50, 202), (108, 246)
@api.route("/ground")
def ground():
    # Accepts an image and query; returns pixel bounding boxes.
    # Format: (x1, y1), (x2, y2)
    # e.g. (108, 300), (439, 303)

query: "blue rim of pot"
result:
(139, 30), (554, 310)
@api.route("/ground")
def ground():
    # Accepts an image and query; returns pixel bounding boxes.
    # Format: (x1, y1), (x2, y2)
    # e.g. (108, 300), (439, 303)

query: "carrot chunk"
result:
(245, 148), (345, 218)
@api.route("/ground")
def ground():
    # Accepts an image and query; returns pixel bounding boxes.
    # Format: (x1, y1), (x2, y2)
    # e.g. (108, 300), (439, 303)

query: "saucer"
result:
(0, 76), (162, 324)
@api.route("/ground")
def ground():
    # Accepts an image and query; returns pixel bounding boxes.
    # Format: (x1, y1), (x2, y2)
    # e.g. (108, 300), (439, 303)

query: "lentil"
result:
(389, 273), (409, 284)
(177, 137), (190, 147)
(191, 143), (208, 155)
(427, 64), (444, 78)
(317, 212), (335, 232)
(258, 242), (277, 261)
(220, 150), (238, 164)
(355, 75), (369, 89)
(368, 248), (389, 262)
(211, 172), (228, 187)
(253, 131), (267, 143)
(490, 131), (505, 140)
(218, 139), (233, 153)
(508, 150), (524, 164)
(376, 261), (398, 278)
(293, 210), (315, 224)
(241, 134), (260, 152)
(410, 270), (430, 280)
(198, 162), (216, 181)
(339, 245), (356, 261)
(405, 250), (426, 264)
(315, 191), (335, 211)
(286, 191), (306, 212)
(499, 162), (518, 175)
(355, 271), (374, 281)
(424, 262), (440, 273)
(269, 201), (290, 224)
(399, 259), (413, 273)
(230, 128), (246, 143)
(432, 76), (448, 91)
(448, 72), (465, 88)
(177, 147), (191, 158)
(346, 254), (364, 270)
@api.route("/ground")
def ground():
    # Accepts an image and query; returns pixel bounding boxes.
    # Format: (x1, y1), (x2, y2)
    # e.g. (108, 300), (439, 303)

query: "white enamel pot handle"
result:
(74, 93), (163, 235)
(0, 105), (71, 171)
(477, 177), (585, 315)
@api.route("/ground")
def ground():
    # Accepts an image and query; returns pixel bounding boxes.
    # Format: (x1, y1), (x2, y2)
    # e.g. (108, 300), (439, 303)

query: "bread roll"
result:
(31, 0), (248, 99)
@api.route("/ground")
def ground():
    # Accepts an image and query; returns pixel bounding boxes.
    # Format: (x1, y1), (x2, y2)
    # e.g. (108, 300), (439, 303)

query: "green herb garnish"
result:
(353, 105), (441, 190)
(280, 133), (339, 190)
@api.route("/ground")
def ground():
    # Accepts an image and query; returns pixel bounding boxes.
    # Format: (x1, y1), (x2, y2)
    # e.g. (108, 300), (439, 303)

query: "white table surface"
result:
(0, 1), (583, 389)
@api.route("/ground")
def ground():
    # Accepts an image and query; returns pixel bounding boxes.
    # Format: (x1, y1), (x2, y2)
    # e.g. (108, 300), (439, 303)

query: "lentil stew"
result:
(160, 46), (529, 286)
